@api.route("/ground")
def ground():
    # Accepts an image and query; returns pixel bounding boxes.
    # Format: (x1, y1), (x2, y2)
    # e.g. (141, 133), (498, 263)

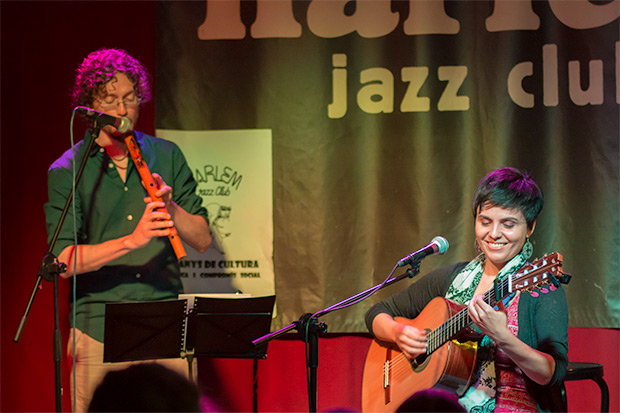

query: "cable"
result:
(312, 263), (400, 317)
(69, 109), (78, 413)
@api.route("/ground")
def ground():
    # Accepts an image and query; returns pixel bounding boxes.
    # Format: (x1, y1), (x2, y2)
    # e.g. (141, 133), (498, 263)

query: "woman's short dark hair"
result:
(472, 167), (543, 229)
(71, 48), (151, 108)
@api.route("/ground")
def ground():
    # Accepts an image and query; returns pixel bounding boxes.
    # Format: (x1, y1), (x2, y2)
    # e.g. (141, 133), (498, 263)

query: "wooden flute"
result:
(124, 134), (187, 261)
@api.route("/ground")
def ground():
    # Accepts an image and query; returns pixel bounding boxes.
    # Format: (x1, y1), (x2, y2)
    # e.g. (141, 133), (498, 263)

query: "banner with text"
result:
(156, 1), (619, 331)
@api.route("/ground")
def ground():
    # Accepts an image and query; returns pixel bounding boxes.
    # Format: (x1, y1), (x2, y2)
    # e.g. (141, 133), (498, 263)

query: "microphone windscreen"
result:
(432, 236), (449, 254)
(117, 117), (133, 133)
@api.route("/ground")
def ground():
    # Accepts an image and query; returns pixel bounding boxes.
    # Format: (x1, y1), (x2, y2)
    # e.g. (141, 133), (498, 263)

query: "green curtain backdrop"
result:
(155, 0), (619, 332)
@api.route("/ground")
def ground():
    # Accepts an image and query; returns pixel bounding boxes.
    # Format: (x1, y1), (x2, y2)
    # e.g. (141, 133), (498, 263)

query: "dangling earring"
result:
(474, 239), (482, 254)
(522, 237), (533, 259)
(474, 239), (486, 265)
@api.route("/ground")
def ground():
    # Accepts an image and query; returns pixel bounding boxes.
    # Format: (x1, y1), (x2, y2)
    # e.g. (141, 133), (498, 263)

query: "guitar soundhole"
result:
(410, 327), (432, 372)
(411, 353), (430, 373)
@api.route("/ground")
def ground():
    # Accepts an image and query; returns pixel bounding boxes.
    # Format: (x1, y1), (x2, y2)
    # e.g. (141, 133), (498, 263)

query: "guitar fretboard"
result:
(425, 256), (557, 355)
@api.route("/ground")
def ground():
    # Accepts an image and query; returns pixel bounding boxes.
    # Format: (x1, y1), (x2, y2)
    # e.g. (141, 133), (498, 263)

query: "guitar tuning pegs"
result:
(559, 272), (572, 285)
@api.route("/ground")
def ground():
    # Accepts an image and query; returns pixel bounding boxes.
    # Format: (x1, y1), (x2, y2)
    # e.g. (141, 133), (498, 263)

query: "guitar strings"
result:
(388, 350), (415, 380)
(424, 258), (549, 354)
(428, 256), (555, 354)
(385, 276), (511, 380)
(428, 275), (511, 353)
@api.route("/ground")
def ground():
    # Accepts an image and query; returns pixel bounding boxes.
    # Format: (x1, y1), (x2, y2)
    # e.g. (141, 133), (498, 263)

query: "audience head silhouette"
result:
(396, 388), (466, 412)
(88, 363), (201, 412)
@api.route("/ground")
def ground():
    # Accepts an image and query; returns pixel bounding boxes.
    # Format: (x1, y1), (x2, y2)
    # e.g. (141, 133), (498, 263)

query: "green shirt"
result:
(45, 131), (208, 342)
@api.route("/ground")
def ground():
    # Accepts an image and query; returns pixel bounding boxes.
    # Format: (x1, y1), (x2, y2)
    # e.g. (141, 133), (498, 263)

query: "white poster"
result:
(156, 129), (274, 298)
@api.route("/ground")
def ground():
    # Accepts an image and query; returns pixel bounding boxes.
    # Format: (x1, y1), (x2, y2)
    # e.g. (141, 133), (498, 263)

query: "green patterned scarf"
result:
(445, 252), (527, 304)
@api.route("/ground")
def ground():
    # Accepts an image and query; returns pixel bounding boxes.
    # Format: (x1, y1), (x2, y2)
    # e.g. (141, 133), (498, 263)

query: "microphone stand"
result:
(252, 262), (422, 412)
(14, 123), (102, 413)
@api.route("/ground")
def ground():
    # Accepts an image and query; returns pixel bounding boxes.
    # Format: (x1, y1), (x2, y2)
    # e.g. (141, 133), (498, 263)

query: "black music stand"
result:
(102, 296), (276, 379)
(103, 300), (188, 363)
(186, 295), (276, 359)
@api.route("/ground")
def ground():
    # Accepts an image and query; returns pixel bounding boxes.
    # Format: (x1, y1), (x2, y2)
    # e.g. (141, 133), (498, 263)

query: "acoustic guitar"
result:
(362, 252), (568, 412)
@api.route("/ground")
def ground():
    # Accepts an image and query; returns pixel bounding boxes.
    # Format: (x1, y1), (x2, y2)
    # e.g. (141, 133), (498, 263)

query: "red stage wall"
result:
(1, 2), (618, 412)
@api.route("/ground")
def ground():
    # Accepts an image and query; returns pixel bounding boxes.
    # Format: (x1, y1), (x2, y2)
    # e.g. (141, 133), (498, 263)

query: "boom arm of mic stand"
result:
(13, 126), (101, 413)
(250, 262), (421, 412)
(315, 262), (421, 319)
(252, 263), (420, 347)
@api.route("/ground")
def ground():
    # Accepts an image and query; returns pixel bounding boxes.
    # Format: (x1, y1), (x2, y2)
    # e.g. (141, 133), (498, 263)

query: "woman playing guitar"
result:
(364, 167), (568, 412)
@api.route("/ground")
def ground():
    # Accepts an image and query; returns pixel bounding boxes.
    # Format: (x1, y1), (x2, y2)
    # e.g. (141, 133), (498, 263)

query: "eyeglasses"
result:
(96, 92), (140, 109)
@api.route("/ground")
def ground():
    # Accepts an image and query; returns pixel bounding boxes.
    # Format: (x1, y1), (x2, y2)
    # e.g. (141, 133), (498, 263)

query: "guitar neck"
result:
(426, 271), (518, 354)
(425, 253), (565, 355)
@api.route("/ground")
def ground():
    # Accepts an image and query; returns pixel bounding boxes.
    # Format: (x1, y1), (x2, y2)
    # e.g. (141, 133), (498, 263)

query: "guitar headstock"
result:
(511, 252), (570, 293)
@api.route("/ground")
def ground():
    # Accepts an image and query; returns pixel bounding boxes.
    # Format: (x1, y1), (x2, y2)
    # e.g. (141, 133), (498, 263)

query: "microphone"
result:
(75, 106), (132, 133)
(397, 236), (449, 267)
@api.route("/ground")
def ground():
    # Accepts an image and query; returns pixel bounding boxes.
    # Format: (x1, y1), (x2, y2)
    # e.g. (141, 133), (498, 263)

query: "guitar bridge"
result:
(383, 359), (390, 389)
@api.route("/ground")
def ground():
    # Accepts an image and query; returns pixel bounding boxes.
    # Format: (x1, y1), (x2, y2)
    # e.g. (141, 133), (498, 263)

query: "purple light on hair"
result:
(71, 48), (151, 109)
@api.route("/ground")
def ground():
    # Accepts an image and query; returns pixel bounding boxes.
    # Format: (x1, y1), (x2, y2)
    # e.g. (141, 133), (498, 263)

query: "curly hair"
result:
(71, 48), (151, 108)
(472, 167), (543, 229)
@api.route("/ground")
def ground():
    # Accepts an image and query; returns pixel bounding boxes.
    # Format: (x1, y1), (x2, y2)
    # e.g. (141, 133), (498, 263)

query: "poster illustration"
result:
(156, 129), (275, 297)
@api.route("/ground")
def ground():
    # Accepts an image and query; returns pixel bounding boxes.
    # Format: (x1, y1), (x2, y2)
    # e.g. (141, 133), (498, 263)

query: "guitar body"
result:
(362, 297), (479, 413)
